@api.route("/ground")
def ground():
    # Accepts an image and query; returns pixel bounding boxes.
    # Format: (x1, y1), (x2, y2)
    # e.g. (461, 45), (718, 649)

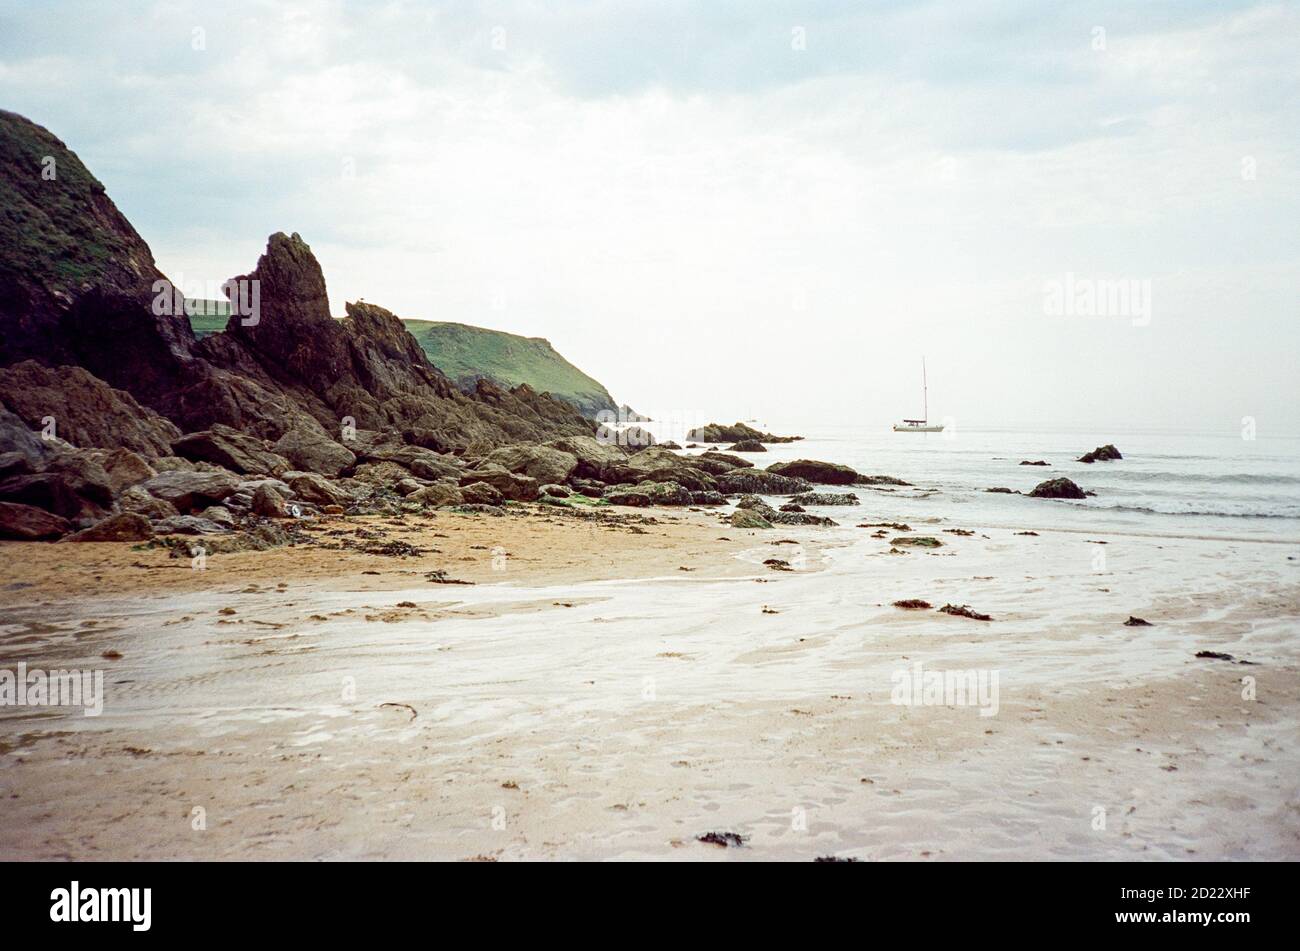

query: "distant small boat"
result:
(893, 358), (944, 432)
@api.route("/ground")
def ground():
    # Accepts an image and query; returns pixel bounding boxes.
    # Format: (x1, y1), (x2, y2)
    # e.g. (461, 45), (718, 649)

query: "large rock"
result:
(614, 446), (717, 492)
(640, 480), (692, 506)
(90, 448), (156, 493)
(714, 469), (812, 496)
(1028, 477), (1087, 500)
(544, 435), (628, 482)
(409, 482), (464, 507)
(0, 407), (54, 470)
(460, 481), (503, 506)
(140, 469), (241, 511)
(0, 361), (181, 457)
(251, 483), (290, 518)
(790, 492), (860, 506)
(174, 424), (290, 475)
(65, 512), (153, 542)
(0, 450), (113, 524)
(458, 465), (539, 501)
(283, 471), (350, 506)
(766, 459), (860, 485)
(1077, 444), (1122, 464)
(728, 508), (772, 529)
(272, 426), (356, 477)
(0, 501), (71, 539)
(686, 422), (801, 444)
(726, 439), (766, 453)
(117, 485), (178, 520)
(484, 444), (578, 486)
(604, 486), (652, 507)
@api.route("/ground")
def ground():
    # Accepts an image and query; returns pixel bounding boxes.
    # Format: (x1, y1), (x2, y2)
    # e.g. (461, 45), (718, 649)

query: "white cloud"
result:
(1, 0), (1297, 429)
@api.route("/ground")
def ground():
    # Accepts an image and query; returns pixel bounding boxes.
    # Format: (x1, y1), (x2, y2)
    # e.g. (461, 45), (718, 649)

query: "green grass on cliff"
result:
(403, 320), (616, 418)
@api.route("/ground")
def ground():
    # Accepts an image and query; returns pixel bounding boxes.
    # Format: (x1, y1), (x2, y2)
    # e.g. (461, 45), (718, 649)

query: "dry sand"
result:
(1, 503), (1297, 860)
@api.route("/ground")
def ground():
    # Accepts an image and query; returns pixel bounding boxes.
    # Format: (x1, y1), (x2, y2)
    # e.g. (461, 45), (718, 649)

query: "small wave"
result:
(1095, 471), (1300, 486)
(1079, 502), (1300, 520)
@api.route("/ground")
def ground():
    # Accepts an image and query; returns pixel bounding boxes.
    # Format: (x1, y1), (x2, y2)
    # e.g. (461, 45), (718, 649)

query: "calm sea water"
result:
(680, 425), (1300, 541)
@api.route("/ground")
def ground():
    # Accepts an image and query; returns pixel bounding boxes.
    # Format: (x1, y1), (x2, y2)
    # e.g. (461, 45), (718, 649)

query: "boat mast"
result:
(922, 357), (928, 423)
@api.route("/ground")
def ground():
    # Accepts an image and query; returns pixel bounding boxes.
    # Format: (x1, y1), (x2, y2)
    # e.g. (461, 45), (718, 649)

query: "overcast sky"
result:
(2, 1), (1297, 433)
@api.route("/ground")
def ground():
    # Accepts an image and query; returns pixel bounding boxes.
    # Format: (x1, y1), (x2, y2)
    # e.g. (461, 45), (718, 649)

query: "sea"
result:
(672, 424), (1300, 542)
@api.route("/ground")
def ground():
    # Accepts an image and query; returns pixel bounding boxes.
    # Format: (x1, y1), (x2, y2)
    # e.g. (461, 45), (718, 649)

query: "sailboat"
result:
(893, 358), (944, 432)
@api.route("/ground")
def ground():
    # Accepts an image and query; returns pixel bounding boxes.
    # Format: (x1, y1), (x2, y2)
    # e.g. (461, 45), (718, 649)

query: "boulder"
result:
(771, 512), (837, 526)
(0, 407), (55, 470)
(715, 469), (811, 496)
(604, 487), (652, 507)
(283, 471), (351, 507)
(458, 465), (539, 502)
(699, 451), (754, 470)
(0, 451), (114, 523)
(0, 501), (71, 540)
(140, 470), (242, 511)
(251, 483), (290, 518)
(351, 461), (412, 486)
(789, 492), (860, 506)
(640, 480), (692, 506)
(272, 426), (356, 477)
(117, 485), (178, 520)
(616, 446), (717, 492)
(409, 482), (465, 507)
(726, 439), (766, 452)
(728, 508), (772, 529)
(460, 481), (503, 506)
(687, 422), (801, 444)
(691, 490), (726, 505)
(1028, 477), (1087, 500)
(1078, 444), (1122, 464)
(93, 448), (157, 493)
(0, 360), (181, 457)
(484, 444), (578, 486)
(540, 483), (570, 498)
(544, 435), (628, 482)
(766, 459), (860, 485)
(65, 512), (153, 542)
(174, 424), (290, 475)
(1019, 460), (1050, 466)
(200, 505), (237, 529)
(0, 451), (33, 480)
(152, 515), (231, 535)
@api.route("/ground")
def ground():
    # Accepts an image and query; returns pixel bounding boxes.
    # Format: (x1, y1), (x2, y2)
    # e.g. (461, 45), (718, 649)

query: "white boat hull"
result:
(893, 423), (944, 432)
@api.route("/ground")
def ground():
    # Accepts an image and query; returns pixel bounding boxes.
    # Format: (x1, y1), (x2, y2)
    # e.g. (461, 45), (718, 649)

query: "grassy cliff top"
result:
(403, 320), (616, 418)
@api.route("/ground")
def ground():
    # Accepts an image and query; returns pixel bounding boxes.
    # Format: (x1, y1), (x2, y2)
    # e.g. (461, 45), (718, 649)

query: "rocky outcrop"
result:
(728, 508), (772, 529)
(766, 459), (860, 485)
(1077, 444), (1122, 463)
(726, 439), (765, 452)
(271, 426), (355, 477)
(541, 435), (627, 483)
(483, 444), (578, 486)
(458, 465), (538, 501)
(0, 361), (181, 457)
(140, 470), (242, 512)
(714, 469), (811, 496)
(0, 501), (71, 539)
(1028, 477), (1087, 499)
(789, 492), (860, 506)
(173, 424), (290, 475)
(64, 511), (153, 542)
(687, 422), (801, 444)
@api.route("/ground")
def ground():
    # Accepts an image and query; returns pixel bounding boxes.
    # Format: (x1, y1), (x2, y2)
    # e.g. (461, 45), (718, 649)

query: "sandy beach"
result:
(2, 502), (1296, 861)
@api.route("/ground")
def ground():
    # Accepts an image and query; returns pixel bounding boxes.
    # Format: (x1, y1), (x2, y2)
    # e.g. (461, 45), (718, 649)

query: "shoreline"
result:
(2, 500), (1297, 860)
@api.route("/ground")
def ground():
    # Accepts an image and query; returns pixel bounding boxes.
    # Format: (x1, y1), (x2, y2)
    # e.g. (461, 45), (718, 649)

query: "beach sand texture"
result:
(1, 506), (1297, 861)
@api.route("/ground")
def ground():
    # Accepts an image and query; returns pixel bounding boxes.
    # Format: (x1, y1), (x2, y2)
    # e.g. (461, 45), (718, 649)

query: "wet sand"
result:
(1, 504), (1297, 860)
